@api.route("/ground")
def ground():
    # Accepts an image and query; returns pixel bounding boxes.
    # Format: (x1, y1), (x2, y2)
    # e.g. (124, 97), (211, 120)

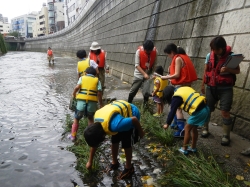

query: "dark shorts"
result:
(111, 128), (139, 149)
(74, 109), (94, 120)
(206, 86), (233, 112)
(153, 95), (162, 103)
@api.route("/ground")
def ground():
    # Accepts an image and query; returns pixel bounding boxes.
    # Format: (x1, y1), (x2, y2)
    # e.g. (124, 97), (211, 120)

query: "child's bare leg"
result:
(71, 118), (79, 137)
(87, 116), (94, 125)
(160, 103), (164, 114)
(157, 103), (161, 114)
(111, 143), (119, 164)
(191, 126), (198, 149)
(124, 147), (132, 169)
(182, 124), (193, 150)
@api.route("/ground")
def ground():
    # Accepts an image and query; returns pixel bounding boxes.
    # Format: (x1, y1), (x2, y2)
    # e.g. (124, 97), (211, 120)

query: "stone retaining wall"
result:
(25, 0), (250, 139)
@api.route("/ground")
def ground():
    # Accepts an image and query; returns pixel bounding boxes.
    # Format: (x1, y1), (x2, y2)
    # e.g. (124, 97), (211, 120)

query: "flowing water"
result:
(0, 52), (161, 187)
(0, 52), (84, 187)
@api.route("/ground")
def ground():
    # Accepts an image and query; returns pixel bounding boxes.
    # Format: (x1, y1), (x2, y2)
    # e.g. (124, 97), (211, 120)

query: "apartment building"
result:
(47, 0), (65, 33)
(0, 21), (11, 35)
(64, 0), (89, 26)
(32, 4), (49, 37)
(11, 13), (37, 38)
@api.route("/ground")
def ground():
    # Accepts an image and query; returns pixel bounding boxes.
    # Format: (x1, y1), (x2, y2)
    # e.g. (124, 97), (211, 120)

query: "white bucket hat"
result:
(90, 42), (101, 50)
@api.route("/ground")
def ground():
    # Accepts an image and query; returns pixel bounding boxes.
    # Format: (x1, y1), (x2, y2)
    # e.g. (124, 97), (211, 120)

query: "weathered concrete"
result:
(25, 0), (250, 140)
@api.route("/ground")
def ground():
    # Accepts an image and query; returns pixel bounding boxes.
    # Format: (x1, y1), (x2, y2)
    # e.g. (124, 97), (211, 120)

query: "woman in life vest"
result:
(201, 36), (240, 146)
(89, 42), (106, 90)
(161, 43), (197, 137)
(47, 47), (54, 63)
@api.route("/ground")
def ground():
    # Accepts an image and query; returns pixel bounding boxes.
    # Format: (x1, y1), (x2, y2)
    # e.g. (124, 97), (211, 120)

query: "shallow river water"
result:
(0, 52), (162, 187)
(0, 52), (84, 187)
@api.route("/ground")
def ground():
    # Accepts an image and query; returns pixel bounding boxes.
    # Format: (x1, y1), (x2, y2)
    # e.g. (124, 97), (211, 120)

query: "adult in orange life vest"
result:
(128, 40), (157, 105)
(89, 42), (106, 90)
(161, 43), (197, 137)
(201, 36), (240, 146)
(47, 47), (54, 63)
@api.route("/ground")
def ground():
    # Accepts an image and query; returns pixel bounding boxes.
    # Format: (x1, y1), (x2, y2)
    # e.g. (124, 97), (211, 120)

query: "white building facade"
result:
(64, 0), (89, 26)
(11, 13), (37, 38)
(0, 21), (11, 35)
(32, 4), (49, 37)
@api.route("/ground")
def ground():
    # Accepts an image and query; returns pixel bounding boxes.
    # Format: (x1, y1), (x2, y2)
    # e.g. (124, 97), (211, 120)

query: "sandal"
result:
(118, 164), (134, 180)
(105, 162), (120, 172)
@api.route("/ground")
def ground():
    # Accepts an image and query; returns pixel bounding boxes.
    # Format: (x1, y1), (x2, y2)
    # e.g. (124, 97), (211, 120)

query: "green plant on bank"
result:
(138, 104), (240, 187)
(157, 149), (240, 187)
(63, 114), (101, 174)
(140, 108), (174, 146)
(0, 34), (7, 54)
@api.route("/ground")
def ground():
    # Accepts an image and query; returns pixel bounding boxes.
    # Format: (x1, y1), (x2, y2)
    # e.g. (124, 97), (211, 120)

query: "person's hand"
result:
(201, 85), (205, 95)
(220, 66), (228, 73)
(152, 92), (155, 97)
(86, 161), (92, 170)
(163, 124), (169, 129)
(72, 92), (76, 98)
(143, 73), (149, 79)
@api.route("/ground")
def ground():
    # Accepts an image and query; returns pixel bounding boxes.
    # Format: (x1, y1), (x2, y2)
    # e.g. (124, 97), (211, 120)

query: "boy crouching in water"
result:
(83, 100), (145, 179)
(162, 86), (210, 155)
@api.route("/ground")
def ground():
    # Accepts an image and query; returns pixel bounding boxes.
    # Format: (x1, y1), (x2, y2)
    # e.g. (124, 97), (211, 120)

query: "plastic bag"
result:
(142, 79), (154, 98)
(69, 97), (77, 111)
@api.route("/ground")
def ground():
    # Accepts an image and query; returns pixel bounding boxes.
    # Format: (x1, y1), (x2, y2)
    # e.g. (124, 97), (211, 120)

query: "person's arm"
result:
(97, 80), (103, 108)
(86, 147), (97, 170)
(161, 57), (183, 80)
(135, 50), (149, 79)
(220, 65), (240, 74)
(201, 64), (208, 94)
(163, 97), (183, 129)
(131, 117), (145, 139)
(72, 84), (81, 98)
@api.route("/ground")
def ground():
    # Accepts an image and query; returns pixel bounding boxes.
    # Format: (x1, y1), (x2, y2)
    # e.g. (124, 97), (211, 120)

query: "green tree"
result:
(8, 31), (19, 37)
(0, 34), (8, 54)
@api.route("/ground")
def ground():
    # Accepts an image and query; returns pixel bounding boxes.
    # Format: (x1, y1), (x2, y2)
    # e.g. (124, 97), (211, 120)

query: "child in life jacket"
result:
(152, 66), (168, 117)
(68, 67), (103, 141)
(162, 86), (210, 155)
(47, 47), (54, 63)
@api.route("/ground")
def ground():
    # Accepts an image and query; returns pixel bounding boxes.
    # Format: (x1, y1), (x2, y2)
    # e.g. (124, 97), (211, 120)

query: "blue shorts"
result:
(74, 100), (98, 120)
(187, 106), (210, 126)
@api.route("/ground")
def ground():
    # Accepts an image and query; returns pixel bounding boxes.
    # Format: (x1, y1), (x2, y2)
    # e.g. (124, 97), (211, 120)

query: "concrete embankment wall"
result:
(25, 0), (250, 139)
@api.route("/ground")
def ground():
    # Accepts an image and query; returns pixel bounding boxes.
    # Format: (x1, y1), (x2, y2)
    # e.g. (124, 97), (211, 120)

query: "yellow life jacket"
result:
(94, 100), (133, 135)
(154, 77), (168, 98)
(76, 75), (98, 102)
(77, 58), (90, 76)
(174, 87), (205, 115)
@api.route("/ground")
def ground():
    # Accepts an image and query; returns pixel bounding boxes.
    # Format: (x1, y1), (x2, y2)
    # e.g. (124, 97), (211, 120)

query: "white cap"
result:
(90, 42), (101, 50)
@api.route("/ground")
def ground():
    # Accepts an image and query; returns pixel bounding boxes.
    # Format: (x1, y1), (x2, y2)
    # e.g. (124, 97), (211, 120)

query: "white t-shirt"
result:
(77, 58), (98, 74)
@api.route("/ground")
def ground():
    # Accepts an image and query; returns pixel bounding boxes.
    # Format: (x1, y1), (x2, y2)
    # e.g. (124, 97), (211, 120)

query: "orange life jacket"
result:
(47, 50), (53, 56)
(204, 46), (235, 86)
(169, 54), (197, 85)
(138, 46), (156, 70)
(89, 50), (105, 68)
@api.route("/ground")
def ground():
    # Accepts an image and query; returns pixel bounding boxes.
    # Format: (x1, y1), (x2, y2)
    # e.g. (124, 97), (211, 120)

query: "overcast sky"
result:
(0, 0), (47, 22)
